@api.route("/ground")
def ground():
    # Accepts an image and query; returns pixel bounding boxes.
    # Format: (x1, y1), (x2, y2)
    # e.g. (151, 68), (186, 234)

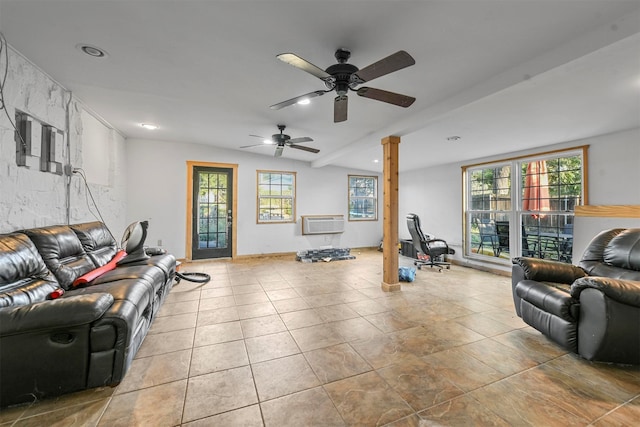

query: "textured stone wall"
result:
(0, 45), (127, 236)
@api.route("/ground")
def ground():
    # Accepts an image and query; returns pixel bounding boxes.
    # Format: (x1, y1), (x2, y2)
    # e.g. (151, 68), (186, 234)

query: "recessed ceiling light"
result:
(373, 159), (379, 163)
(140, 123), (158, 130)
(76, 43), (108, 58)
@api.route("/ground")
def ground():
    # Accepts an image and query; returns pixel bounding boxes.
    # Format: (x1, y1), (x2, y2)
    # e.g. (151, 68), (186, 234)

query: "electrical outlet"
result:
(157, 239), (162, 246)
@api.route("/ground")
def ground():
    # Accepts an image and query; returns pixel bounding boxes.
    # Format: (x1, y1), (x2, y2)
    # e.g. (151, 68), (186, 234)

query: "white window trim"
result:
(256, 170), (296, 224)
(348, 175), (378, 221)
(463, 146), (587, 264)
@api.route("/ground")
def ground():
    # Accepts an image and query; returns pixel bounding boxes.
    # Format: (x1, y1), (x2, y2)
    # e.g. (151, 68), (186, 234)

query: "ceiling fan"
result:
(270, 48), (416, 122)
(240, 124), (318, 157)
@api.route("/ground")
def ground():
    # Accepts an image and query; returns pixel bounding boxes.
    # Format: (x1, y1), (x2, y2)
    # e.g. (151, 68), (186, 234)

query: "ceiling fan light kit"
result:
(271, 48), (416, 122)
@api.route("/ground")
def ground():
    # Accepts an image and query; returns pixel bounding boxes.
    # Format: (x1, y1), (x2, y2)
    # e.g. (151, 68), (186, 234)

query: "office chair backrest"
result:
(407, 212), (423, 239)
(407, 213), (428, 255)
(407, 214), (423, 249)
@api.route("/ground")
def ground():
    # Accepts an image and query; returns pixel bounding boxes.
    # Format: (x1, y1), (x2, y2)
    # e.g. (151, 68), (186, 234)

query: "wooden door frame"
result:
(186, 161), (238, 261)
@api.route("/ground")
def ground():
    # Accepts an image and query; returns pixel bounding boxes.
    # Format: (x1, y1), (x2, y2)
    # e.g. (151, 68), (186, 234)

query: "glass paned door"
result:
(192, 166), (233, 259)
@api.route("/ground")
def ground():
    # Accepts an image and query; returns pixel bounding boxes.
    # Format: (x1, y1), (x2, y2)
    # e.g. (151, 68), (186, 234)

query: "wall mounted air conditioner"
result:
(301, 215), (345, 235)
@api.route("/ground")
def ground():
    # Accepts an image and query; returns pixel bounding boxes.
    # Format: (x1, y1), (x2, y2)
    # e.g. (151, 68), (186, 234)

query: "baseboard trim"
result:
(181, 249), (510, 278)
(234, 247), (379, 261)
(450, 258), (511, 277)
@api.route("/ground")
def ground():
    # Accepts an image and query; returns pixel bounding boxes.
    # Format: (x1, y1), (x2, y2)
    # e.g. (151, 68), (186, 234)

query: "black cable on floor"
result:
(175, 271), (211, 284)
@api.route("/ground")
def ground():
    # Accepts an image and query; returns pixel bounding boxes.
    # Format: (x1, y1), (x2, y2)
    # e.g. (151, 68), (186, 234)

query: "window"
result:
(257, 171), (296, 223)
(468, 164), (511, 257)
(348, 175), (378, 220)
(464, 147), (586, 263)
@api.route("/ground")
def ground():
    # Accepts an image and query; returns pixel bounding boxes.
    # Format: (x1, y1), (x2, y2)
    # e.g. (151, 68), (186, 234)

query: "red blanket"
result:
(72, 250), (127, 287)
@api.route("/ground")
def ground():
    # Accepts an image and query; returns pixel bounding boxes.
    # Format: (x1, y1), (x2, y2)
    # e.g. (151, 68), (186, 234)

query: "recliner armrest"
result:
(571, 277), (640, 308)
(512, 257), (586, 284)
(0, 293), (114, 336)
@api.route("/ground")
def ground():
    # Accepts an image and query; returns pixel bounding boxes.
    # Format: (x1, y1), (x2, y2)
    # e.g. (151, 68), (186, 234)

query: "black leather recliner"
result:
(512, 228), (640, 364)
(0, 221), (176, 407)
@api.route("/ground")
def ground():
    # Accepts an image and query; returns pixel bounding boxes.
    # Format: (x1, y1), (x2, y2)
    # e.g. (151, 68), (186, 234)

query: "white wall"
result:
(5, 40), (635, 262)
(399, 127), (640, 272)
(125, 138), (382, 258)
(585, 129), (640, 205)
(0, 45), (127, 235)
(571, 129), (640, 257)
(69, 109), (127, 237)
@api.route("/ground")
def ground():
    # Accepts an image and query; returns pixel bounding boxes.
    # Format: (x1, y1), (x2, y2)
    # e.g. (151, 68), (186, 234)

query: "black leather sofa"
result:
(511, 228), (640, 364)
(0, 221), (176, 407)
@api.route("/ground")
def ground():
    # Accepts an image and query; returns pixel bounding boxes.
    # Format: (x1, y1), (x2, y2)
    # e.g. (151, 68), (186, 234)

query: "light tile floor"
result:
(2, 250), (639, 426)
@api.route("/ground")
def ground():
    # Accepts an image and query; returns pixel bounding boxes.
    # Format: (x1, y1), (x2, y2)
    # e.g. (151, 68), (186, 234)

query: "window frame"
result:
(256, 170), (296, 224)
(462, 145), (588, 264)
(348, 175), (378, 221)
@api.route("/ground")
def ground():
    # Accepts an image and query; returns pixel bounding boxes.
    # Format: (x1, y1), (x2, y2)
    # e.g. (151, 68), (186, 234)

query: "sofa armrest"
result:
(0, 293), (114, 336)
(571, 277), (640, 308)
(512, 257), (587, 284)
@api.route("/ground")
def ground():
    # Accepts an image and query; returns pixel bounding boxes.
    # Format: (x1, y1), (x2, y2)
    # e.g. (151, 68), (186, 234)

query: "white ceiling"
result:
(2, 0), (639, 173)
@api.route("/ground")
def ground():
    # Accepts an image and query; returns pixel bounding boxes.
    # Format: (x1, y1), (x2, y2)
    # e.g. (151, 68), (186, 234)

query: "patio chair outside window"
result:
(477, 219), (498, 257)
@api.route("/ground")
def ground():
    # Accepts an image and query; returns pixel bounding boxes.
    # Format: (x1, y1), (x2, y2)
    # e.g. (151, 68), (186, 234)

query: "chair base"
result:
(414, 258), (450, 272)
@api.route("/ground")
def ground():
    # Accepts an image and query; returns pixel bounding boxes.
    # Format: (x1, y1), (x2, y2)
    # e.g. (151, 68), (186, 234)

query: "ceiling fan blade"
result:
(353, 50), (415, 83)
(334, 95), (348, 123)
(269, 90), (326, 110)
(249, 134), (267, 139)
(357, 87), (416, 107)
(288, 137), (313, 144)
(240, 144), (264, 149)
(289, 144), (320, 154)
(274, 145), (284, 157)
(277, 53), (331, 80)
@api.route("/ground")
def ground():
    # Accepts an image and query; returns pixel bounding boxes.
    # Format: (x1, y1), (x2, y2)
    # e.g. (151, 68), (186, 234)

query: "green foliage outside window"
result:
(349, 175), (377, 220)
(471, 156), (581, 200)
(257, 171), (295, 222)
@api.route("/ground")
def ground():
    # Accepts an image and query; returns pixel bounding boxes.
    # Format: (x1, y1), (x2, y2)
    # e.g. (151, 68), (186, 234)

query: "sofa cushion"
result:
(519, 299), (578, 353)
(121, 253), (177, 287)
(24, 225), (96, 290)
(68, 278), (153, 319)
(72, 251), (128, 287)
(571, 276), (640, 308)
(579, 228), (640, 280)
(96, 264), (167, 296)
(0, 233), (60, 308)
(603, 229), (640, 271)
(70, 222), (119, 267)
(512, 257), (586, 284)
(515, 279), (579, 321)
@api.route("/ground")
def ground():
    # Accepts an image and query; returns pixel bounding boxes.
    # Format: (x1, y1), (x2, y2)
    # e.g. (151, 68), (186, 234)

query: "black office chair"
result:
(406, 213), (451, 271)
